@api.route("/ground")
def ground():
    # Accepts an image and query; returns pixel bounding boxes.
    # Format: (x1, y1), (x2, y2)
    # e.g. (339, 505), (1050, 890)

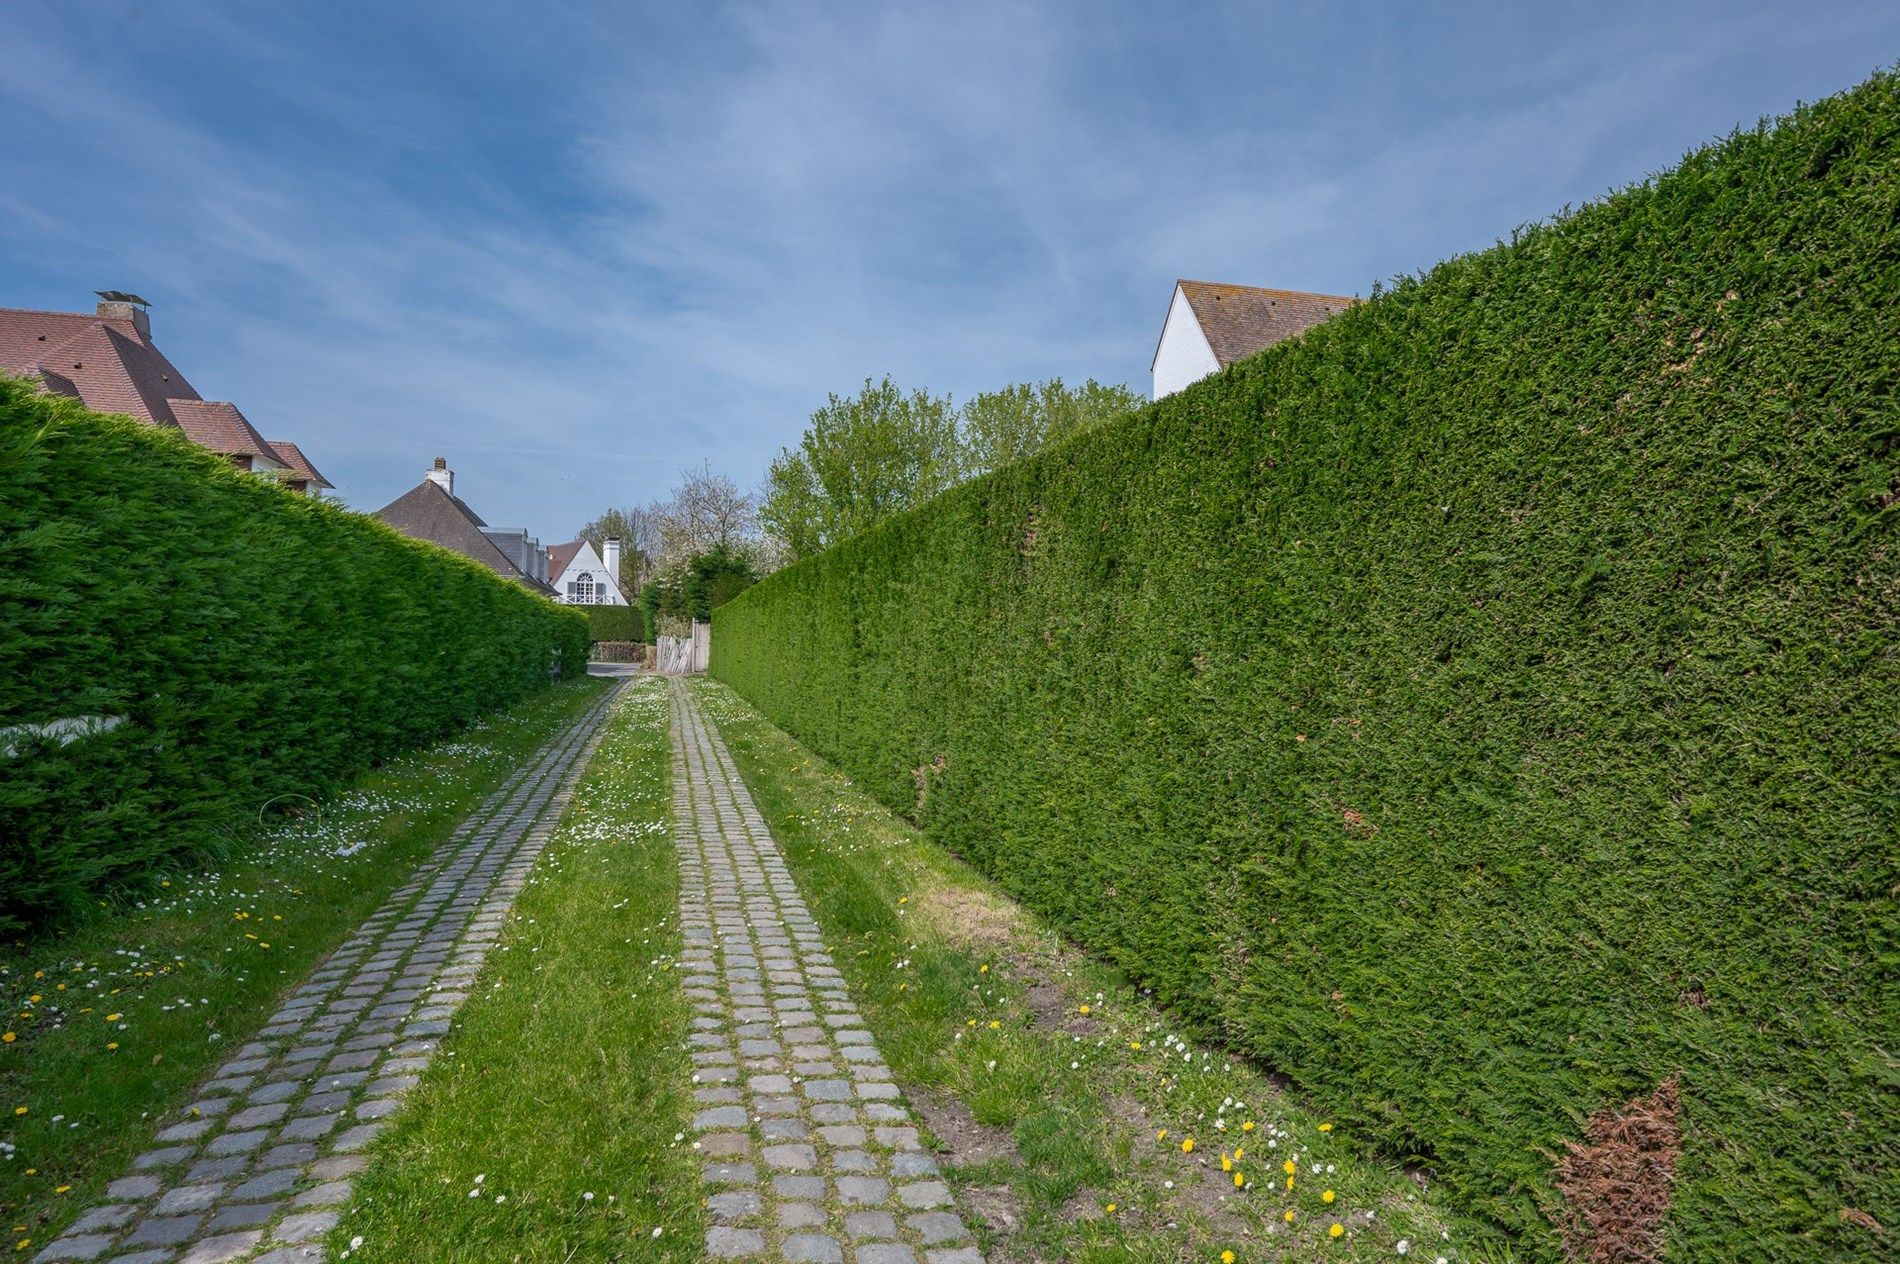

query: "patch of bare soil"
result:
(913, 877), (1023, 948)
(963, 1184), (1024, 1237)
(912, 1088), (1020, 1167)
(1553, 1078), (1681, 1264)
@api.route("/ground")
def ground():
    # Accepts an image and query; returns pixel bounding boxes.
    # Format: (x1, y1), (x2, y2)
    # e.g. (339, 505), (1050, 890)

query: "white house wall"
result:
(551, 540), (629, 605)
(1152, 285), (1222, 400)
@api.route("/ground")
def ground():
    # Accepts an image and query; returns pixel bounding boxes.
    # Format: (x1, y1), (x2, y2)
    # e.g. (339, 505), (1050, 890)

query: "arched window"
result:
(575, 572), (596, 603)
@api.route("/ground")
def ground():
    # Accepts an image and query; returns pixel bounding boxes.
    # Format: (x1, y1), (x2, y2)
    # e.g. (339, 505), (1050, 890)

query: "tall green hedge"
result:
(0, 379), (589, 932)
(583, 604), (647, 644)
(713, 75), (1898, 1261)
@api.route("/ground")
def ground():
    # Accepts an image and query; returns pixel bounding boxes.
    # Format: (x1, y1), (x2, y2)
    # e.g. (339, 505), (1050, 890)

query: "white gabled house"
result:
(1151, 280), (1358, 400)
(547, 537), (628, 606)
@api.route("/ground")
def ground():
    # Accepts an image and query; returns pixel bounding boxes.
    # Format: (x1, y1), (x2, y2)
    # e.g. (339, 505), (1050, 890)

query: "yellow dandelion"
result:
(1, 1033), (13, 1044)
(106, 1042), (118, 1051)
(1234, 1171), (1245, 1189)
(1318, 1122), (1333, 1132)
(1234, 1146), (1245, 1159)
(1181, 1138), (1194, 1154)
(1078, 1004), (1091, 1015)
(105, 1014), (121, 1023)
(979, 964), (989, 974)
(12, 1107), (25, 1116)
(15, 1239), (29, 1252)
(1286, 1176), (1295, 1191)
(1157, 1129), (1168, 1142)
(27, 996), (39, 1005)
(1322, 1189), (1335, 1204)
(54, 1186), (70, 1195)
(966, 1020), (977, 1028)
(1284, 1159), (1297, 1175)
(1330, 1223), (1344, 1238)
(161, 880), (170, 887)
(1284, 1209), (1297, 1224)
(1130, 1040), (1142, 1050)
(898, 897), (908, 905)
(1221, 1154), (1233, 1172)
(1222, 1252), (1236, 1264)
(988, 1020), (1001, 1030)
(1105, 1203), (1117, 1214)
(1242, 1120), (1255, 1132)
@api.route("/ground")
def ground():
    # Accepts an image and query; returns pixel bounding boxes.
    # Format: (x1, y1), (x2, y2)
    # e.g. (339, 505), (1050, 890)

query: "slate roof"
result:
(266, 441), (334, 490)
(1173, 280), (1357, 367)
(374, 479), (557, 595)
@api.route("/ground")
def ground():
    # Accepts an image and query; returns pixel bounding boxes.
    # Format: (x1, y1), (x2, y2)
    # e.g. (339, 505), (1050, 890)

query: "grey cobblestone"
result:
(669, 679), (986, 1264)
(36, 686), (624, 1264)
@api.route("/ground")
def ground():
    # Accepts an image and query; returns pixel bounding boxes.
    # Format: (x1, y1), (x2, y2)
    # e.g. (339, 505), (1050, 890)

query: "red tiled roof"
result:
(546, 539), (584, 579)
(1, 302), (336, 489)
(170, 400), (284, 464)
(0, 307), (202, 425)
(265, 440), (333, 489)
(1175, 280), (1357, 367)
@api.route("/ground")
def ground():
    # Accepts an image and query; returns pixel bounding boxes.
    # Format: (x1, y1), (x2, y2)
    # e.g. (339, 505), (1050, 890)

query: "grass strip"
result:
(0, 676), (608, 1249)
(697, 678), (1507, 1264)
(334, 677), (704, 1263)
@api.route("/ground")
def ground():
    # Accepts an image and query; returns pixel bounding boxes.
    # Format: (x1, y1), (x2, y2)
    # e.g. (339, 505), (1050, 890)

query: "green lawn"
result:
(334, 677), (704, 1263)
(0, 676), (609, 1251)
(695, 678), (1510, 1264)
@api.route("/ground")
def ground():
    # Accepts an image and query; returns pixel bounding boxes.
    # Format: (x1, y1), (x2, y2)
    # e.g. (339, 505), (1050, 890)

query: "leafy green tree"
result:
(684, 543), (758, 620)
(960, 378), (1143, 477)
(762, 377), (962, 560)
(575, 505), (653, 590)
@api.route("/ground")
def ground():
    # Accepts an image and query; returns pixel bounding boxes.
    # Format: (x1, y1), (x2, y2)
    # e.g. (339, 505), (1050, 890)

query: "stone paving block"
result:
(923, 1250), (985, 1264)
(177, 1229), (264, 1262)
(28, 1235), (114, 1261)
(837, 1176), (891, 1205)
(844, 1209), (900, 1240)
(763, 1143), (818, 1171)
(705, 1226), (766, 1257)
(290, 1180), (352, 1208)
(206, 1202), (280, 1232)
(781, 1234), (844, 1263)
(707, 1189), (763, 1222)
(65, 1206), (137, 1236)
(889, 1152), (941, 1178)
(125, 1215), (205, 1247)
(777, 1202), (827, 1229)
(857, 1246), (920, 1264)
(907, 1211), (971, 1243)
(153, 1185), (226, 1215)
(271, 1210), (339, 1243)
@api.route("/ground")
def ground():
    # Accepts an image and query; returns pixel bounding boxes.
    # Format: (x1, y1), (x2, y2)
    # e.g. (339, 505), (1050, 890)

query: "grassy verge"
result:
(696, 678), (1508, 1264)
(334, 677), (703, 1263)
(0, 676), (609, 1248)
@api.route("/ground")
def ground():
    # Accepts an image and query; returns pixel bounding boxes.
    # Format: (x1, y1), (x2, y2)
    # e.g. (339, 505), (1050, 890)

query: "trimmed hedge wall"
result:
(0, 379), (589, 932)
(712, 76), (1898, 1261)
(583, 603), (646, 644)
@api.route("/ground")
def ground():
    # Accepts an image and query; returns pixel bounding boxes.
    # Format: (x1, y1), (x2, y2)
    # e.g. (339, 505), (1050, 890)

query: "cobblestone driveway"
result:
(672, 680), (984, 1264)
(33, 684), (622, 1264)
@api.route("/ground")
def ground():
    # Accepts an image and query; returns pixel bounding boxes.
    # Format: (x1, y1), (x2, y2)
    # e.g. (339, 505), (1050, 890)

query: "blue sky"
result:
(3, 2), (1894, 539)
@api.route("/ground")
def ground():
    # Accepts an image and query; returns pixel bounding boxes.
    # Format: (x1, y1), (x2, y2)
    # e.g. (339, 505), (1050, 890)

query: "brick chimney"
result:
(425, 456), (453, 495)
(96, 299), (150, 337)
(603, 537), (622, 593)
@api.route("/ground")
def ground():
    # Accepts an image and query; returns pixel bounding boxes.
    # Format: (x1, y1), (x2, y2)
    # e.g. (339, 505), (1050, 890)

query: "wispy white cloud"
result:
(0, 0), (1892, 536)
